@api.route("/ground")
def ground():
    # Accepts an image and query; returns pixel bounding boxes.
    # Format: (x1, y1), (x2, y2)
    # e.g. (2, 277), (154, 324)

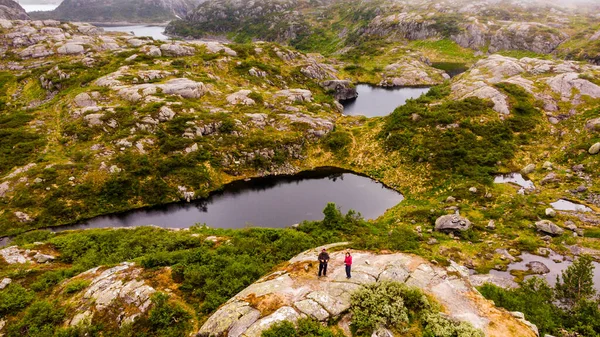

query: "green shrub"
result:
(350, 282), (416, 333)
(147, 293), (192, 337)
(323, 130), (352, 154)
(64, 280), (90, 294)
(262, 319), (345, 337)
(0, 283), (35, 318)
(6, 300), (65, 337)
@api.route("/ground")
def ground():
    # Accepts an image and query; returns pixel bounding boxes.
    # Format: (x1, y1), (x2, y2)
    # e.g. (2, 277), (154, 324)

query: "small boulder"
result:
(526, 261), (550, 274)
(545, 208), (556, 217)
(435, 214), (472, 232)
(589, 143), (600, 155)
(521, 164), (536, 174)
(585, 118), (600, 132)
(540, 172), (559, 185)
(469, 187), (478, 193)
(572, 164), (584, 172)
(0, 277), (11, 290)
(14, 211), (32, 223)
(535, 220), (564, 236)
(160, 43), (195, 57)
(446, 196), (456, 203)
(33, 252), (55, 264)
(320, 80), (358, 101)
(486, 220), (496, 230)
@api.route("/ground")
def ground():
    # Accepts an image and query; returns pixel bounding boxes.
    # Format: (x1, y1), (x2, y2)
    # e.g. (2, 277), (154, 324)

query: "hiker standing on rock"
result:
(318, 248), (330, 277)
(344, 251), (352, 279)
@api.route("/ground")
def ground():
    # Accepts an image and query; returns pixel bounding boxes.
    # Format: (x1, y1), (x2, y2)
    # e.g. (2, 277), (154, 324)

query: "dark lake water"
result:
(341, 85), (430, 117)
(49, 167), (404, 232)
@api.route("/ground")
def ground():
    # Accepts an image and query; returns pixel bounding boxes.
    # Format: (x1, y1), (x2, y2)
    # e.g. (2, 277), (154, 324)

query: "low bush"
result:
(0, 283), (35, 318)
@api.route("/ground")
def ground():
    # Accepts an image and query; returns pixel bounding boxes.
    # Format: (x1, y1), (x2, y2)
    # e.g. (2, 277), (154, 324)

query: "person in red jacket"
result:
(344, 251), (352, 279)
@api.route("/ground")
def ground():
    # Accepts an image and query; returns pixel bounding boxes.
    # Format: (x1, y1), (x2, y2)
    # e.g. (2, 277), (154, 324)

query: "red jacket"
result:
(344, 255), (352, 266)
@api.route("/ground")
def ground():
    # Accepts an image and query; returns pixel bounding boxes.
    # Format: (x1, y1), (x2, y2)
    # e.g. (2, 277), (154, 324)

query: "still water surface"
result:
(51, 168), (404, 232)
(341, 84), (430, 117)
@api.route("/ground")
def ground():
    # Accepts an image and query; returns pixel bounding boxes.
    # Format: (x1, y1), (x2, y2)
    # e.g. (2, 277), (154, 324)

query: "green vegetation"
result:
(262, 319), (346, 337)
(380, 96), (514, 182)
(350, 281), (483, 336)
(480, 255), (600, 336)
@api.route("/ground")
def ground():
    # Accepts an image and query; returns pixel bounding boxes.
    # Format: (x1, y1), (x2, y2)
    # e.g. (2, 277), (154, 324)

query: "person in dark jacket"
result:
(344, 251), (352, 279)
(318, 248), (330, 277)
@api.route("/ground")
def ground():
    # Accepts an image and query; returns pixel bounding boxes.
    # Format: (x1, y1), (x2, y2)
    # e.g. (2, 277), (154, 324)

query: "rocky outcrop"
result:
(488, 22), (568, 54)
(320, 80), (357, 101)
(435, 214), (472, 232)
(61, 262), (160, 327)
(198, 244), (537, 337)
(451, 54), (600, 115)
(0, 0), (28, 20)
(0, 245), (57, 264)
(380, 57), (449, 87)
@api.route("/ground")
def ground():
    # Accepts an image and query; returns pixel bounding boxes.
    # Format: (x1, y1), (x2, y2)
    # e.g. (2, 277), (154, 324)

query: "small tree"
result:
(555, 255), (596, 307)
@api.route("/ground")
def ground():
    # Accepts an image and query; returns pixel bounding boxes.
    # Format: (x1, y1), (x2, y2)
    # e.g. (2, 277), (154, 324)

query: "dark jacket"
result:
(318, 251), (330, 263)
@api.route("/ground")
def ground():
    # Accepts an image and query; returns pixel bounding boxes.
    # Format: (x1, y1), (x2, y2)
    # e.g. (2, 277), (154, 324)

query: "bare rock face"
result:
(64, 263), (159, 327)
(198, 245), (536, 337)
(435, 214), (472, 232)
(0, 0), (29, 20)
(488, 22), (568, 54)
(380, 58), (449, 87)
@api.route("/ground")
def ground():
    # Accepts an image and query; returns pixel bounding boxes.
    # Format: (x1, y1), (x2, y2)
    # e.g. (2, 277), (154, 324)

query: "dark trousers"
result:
(319, 262), (328, 276)
(345, 265), (351, 278)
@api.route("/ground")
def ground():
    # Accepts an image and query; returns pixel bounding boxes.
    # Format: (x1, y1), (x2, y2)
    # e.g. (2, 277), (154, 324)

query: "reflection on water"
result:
(341, 84), (430, 117)
(99, 25), (169, 40)
(494, 173), (535, 189)
(489, 252), (600, 291)
(550, 199), (593, 212)
(48, 167), (404, 232)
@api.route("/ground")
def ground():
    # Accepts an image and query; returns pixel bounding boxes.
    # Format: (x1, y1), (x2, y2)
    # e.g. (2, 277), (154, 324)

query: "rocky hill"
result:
(31, 0), (203, 23)
(0, 0), (29, 20)
(166, 0), (599, 64)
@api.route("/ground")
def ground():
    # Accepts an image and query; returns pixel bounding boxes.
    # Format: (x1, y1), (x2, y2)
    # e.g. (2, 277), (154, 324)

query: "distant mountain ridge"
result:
(31, 0), (203, 23)
(0, 0), (29, 20)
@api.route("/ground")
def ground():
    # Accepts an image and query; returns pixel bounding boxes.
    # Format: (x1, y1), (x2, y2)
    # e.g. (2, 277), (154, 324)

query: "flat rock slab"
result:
(197, 245), (537, 337)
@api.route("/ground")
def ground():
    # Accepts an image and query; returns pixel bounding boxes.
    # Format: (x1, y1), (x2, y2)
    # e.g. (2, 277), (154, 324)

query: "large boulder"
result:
(197, 246), (537, 337)
(160, 43), (195, 57)
(321, 80), (358, 101)
(435, 214), (472, 232)
(535, 220), (564, 236)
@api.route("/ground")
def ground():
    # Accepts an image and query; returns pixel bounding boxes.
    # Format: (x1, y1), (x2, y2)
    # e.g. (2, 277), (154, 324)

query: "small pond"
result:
(48, 167), (404, 232)
(97, 25), (169, 40)
(341, 84), (430, 117)
(489, 252), (600, 291)
(550, 199), (593, 212)
(494, 173), (535, 189)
